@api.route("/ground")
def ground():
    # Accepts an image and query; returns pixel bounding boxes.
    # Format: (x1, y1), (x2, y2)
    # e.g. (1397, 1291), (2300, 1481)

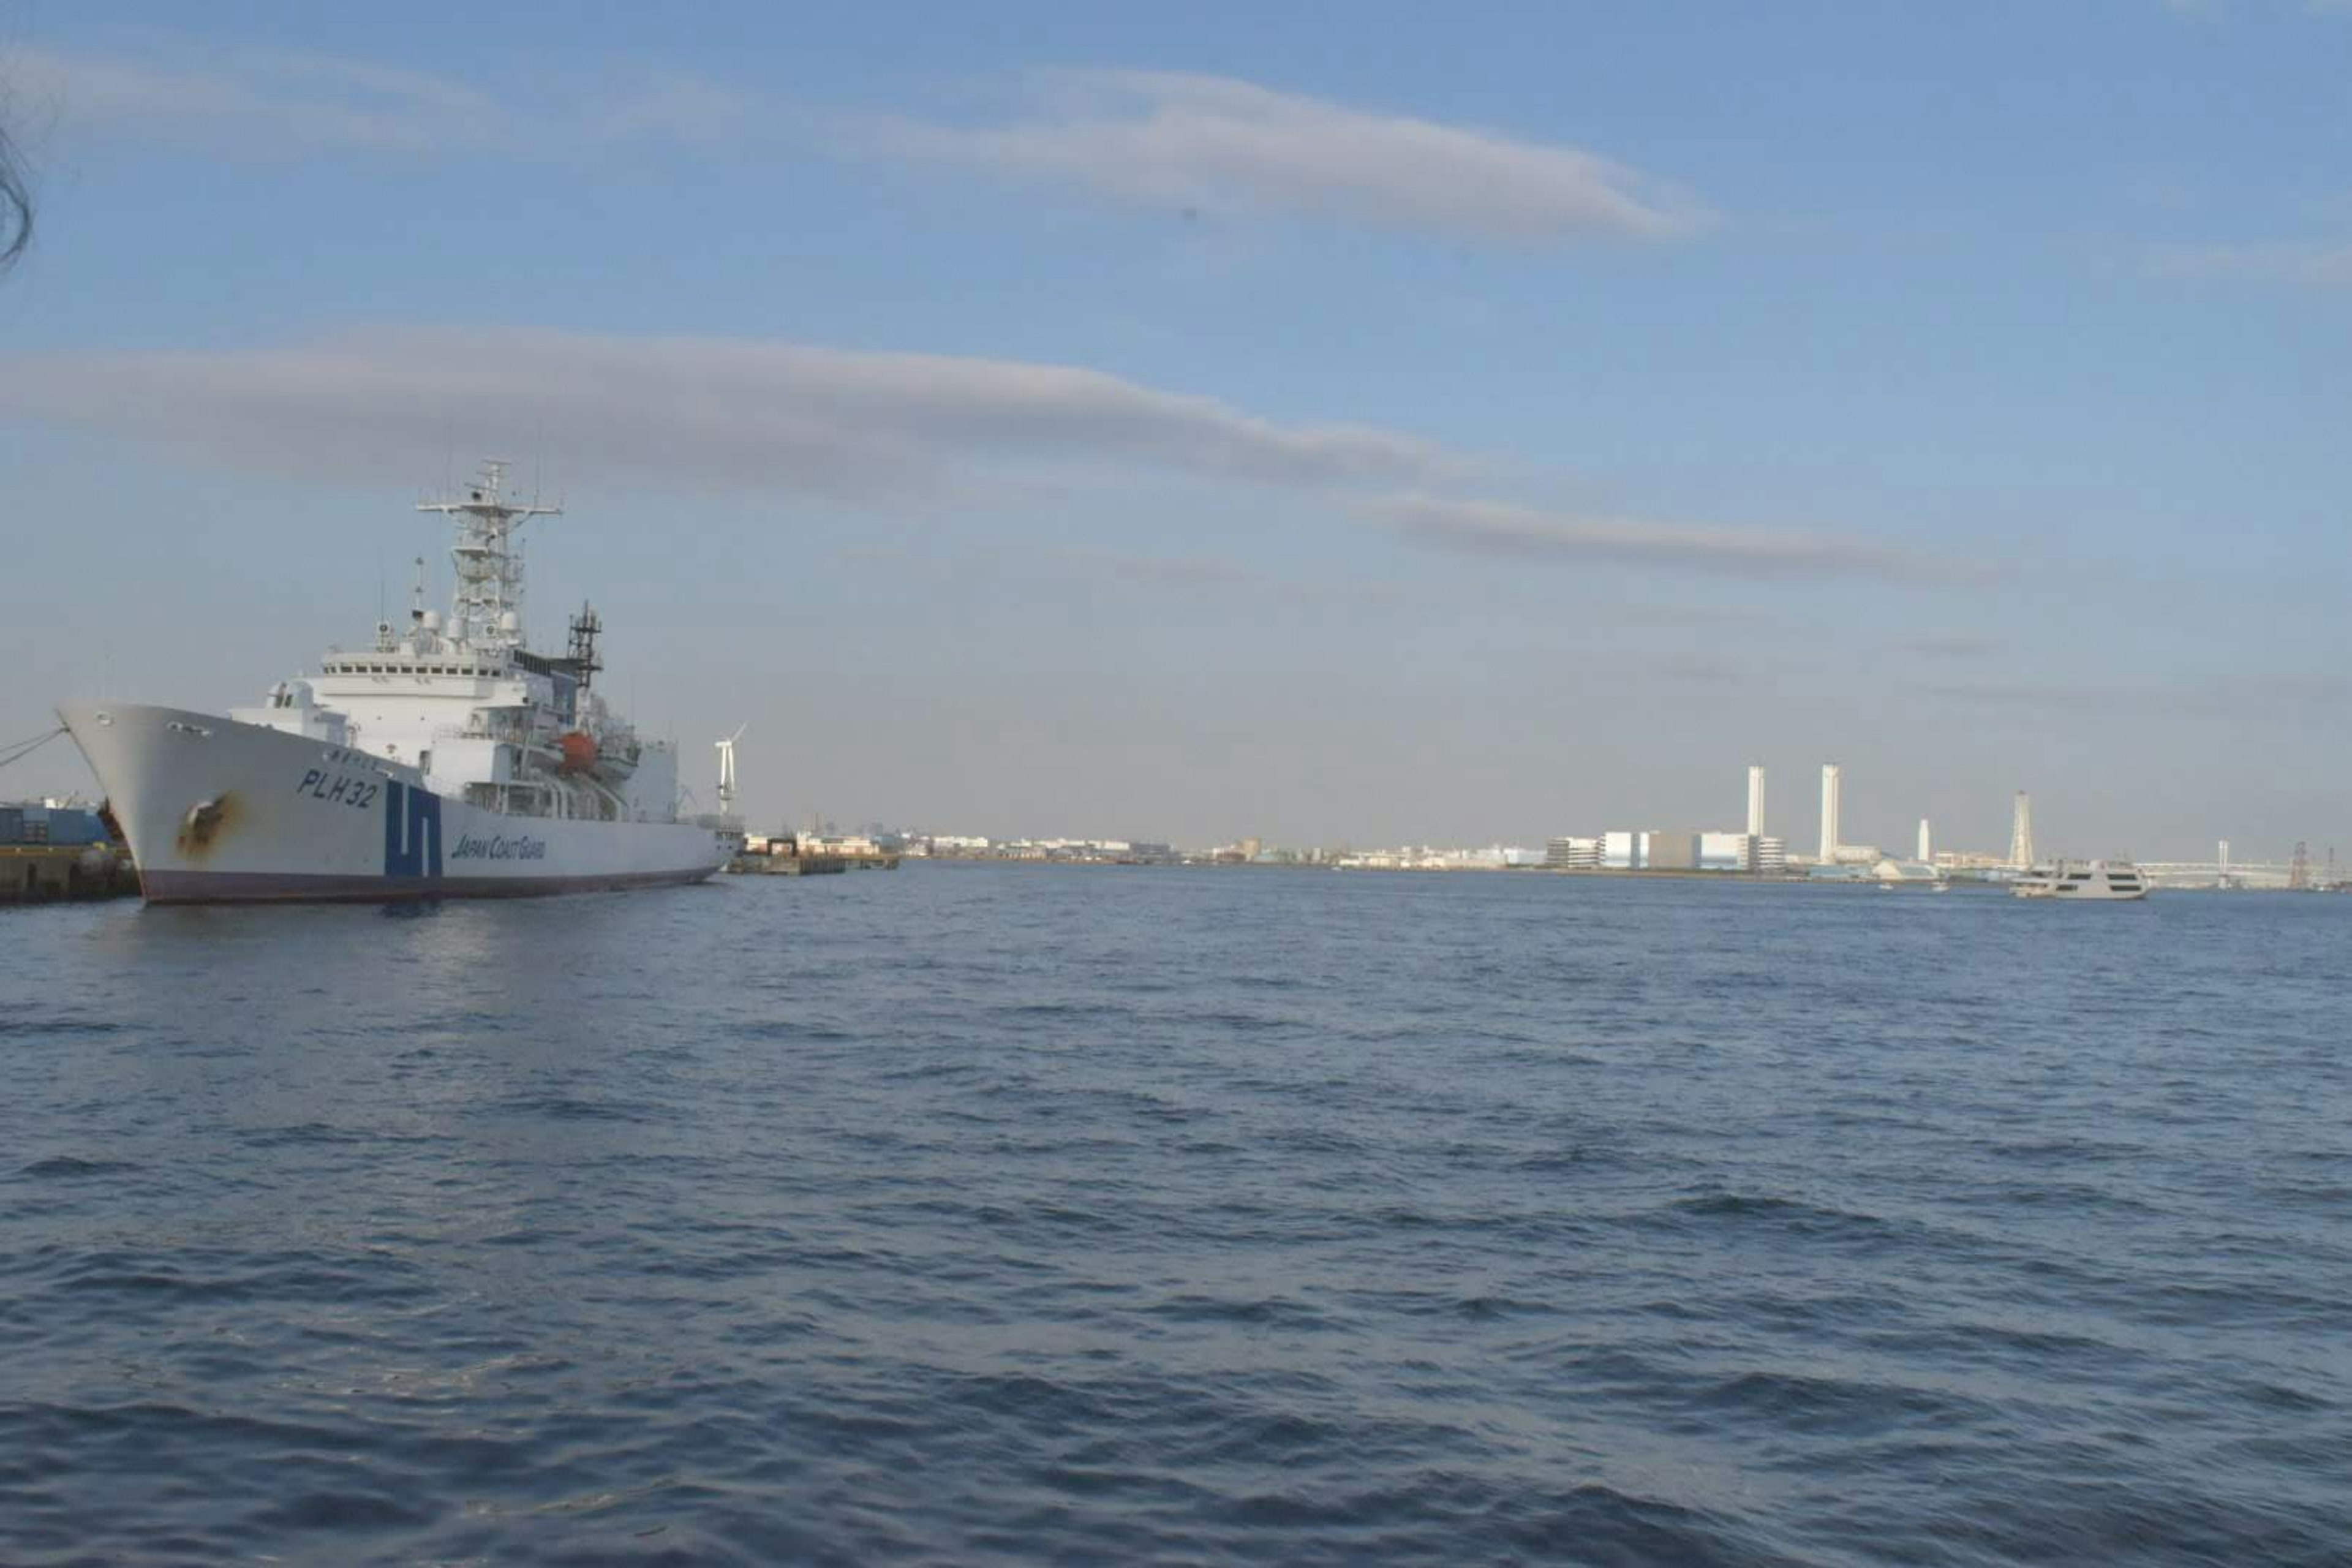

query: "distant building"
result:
(1645, 831), (1702, 872)
(1546, 836), (1600, 869)
(1700, 831), (1757, 871)
(1754, 835), (1788, 873)
(1747, 765), (1766, 837)
(1598, 830), (1703, 871)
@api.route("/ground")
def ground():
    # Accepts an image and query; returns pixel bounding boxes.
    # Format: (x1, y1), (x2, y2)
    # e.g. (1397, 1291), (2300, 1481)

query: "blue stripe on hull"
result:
(383, 780), (444, 879)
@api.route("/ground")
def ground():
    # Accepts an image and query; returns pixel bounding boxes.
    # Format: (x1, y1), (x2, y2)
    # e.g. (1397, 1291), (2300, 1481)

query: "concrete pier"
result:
(728, 850), (847, 876)
(1, 845), (138, 904)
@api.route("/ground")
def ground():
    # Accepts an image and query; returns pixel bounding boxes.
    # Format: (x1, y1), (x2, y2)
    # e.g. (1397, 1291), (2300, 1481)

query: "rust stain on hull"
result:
(175, 793), (236, 859)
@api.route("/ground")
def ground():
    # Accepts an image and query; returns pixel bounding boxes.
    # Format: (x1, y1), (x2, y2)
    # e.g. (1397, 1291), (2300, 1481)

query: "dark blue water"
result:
(2, 869), (2347, 1566)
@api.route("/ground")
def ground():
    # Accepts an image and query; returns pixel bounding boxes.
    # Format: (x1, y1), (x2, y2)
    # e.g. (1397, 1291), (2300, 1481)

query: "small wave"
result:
(2131, 1278), (2346, 1330)
(1691, 1368), (1994, 1437)
(496, 1095), (644, 1123)
(962, 1200), (1136, 1241)
(0, 1398), (351, 1452)
(1511, 1148), (1616, 1174)
(1663, 1191), (1902, 1244)
(997, 1000), (1127, 1021)
(249, 1488), (436, 1531)
(1146, 1293), (1337, 1331)
(1204, 1474), (1781, 1566)
(53, 1253), (428, 1306)
(2239, 1380), (2334, 1414)
(1171, 1009), (1294, 1035)
(236, 1122), (368, 1148)
(16, 1155), (138, 1178)
(736, 1019), (859, 1043)
(0, 1017), (119, 1038)
(1880, 1318), (2128, 1364)
(1454, 1294), (1551, 1321)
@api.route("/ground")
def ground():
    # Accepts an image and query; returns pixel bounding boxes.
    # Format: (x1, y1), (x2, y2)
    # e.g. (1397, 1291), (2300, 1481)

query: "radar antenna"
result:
(416, 459), (562, 654)
(566, 603), (604, 690)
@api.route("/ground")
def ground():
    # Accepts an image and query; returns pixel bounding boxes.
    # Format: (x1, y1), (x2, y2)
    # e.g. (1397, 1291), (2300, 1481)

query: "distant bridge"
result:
(2136, 861), (2323, 891)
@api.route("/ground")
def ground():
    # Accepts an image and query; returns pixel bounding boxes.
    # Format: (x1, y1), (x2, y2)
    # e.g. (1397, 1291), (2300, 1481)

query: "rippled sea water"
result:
(2, 867), (2348, 1566)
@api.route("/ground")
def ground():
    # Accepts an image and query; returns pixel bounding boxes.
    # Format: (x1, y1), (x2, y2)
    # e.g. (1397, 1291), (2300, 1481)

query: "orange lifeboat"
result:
(556, 731), (600, 774)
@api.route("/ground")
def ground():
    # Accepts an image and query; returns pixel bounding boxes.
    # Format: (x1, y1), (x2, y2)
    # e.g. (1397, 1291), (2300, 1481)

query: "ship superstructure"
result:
(238, 464), (676, 825)
(59, 464), (734, 902)
(2011, 859), (2150, 902)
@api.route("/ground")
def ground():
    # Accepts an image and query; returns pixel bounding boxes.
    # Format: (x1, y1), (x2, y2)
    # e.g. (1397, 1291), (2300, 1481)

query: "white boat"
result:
(58, 464), (737, 904)
(2011, 859), (2150, 901)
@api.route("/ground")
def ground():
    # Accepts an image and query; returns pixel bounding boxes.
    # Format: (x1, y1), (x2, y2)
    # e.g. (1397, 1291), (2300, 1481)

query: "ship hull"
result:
(59, 702), (732, 905)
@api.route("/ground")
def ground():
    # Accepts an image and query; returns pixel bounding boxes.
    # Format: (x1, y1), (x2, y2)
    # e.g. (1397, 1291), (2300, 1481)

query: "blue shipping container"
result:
(1, 805), (106, 845)
(47, 810), (107, 846)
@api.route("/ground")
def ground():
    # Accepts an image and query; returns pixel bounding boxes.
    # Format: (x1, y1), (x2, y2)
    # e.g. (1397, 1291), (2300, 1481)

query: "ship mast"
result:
(417, 460), (562, 655)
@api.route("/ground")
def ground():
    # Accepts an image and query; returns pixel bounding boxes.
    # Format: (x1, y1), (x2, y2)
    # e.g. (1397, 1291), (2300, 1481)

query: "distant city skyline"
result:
(3, 2), (2346, 861)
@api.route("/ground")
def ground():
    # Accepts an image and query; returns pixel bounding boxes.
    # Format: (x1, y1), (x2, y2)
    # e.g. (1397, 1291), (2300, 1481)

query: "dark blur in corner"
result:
(1, 116), (31, 267)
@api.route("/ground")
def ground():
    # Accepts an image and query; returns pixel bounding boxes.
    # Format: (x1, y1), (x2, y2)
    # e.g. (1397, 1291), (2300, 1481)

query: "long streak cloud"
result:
(1, 327), (1466, 500)
(862, 70), (1709, 244)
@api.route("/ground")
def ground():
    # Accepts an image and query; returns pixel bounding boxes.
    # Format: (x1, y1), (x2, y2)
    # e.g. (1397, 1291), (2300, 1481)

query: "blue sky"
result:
(2, 1), (2348, 857)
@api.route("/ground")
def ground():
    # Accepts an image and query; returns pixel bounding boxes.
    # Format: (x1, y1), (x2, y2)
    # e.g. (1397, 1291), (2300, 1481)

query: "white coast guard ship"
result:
(59, 464), (737, 903)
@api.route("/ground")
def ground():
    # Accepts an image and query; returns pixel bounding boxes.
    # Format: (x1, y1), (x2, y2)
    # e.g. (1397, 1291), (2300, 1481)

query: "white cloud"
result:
(0, 326), (1466, 501)
(860, 70), (1708, 244)
(11, 43), (750, 156)
(2, 331), (1967, 590)
(17, 45), (1705, 246)
(2150, 239), (2352, 287)
(1920, 673), (2352, 721)
(1367, 494), (1975, 584)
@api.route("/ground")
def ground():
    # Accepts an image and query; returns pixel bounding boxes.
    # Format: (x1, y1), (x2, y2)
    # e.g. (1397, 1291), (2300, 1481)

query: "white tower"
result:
(2008, 791), (2035, 869)
(2218, 839), (2231, 880)
(1819, 764), (1842, 862)
(715, 724), (745, 820)
(1747, 765), (1766, 838)
(1917, 818), (1932, 862)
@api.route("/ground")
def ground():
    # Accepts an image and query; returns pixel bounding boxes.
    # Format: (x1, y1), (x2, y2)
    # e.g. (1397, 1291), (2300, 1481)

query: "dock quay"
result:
(729, 831), (900, 878)
(729, 849), (847, 876)
(2, 802), (138, 904)
(1, 843), (138, 904)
